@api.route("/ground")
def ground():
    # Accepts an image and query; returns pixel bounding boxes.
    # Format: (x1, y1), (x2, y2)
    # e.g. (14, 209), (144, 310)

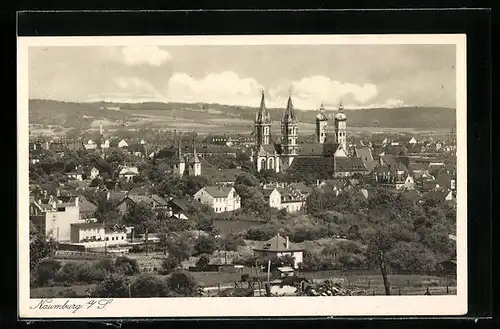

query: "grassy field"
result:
(213, 219), (265, 236)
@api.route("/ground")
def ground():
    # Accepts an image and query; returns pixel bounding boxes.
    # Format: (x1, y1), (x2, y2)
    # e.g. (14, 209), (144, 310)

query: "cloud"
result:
(266, 75), (379, 110)
(166, 71), (264, 104)
(121, 46), (172, 66)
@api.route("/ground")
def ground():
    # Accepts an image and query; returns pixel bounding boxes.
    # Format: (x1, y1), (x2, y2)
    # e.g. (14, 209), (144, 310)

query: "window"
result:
(121, 236), (124, 240)
(105, 237), (109, 241)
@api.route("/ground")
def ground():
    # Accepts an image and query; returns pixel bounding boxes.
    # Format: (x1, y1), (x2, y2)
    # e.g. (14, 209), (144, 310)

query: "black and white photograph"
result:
(18, 34), (467, 318)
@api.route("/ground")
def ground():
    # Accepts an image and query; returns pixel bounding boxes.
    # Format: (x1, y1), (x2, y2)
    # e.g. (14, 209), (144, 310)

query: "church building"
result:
(250, 92), (366, 178)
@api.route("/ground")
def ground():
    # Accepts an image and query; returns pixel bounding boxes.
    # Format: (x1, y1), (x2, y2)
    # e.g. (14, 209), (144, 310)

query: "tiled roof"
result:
(289, 182), (313, 195)
(202, 168), (244, 183)
(334, 157), (367, 173)
(298, 143), (339, 157)
(277, 186), (306, 202)
(168, 197), (200, 211)
(78, 196), (97, 213)
(409, 163), (430, 171)
(201, 186), (236, 198)
(253, 234), (303, 252)
(286, 157), (334, 174)
(425, 188), (453, 202)
(262, 187), (278, 198)
(355, 147), (374, 162)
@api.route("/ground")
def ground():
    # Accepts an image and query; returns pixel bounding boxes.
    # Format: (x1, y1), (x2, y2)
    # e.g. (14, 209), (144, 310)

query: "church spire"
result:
(282, 93), (296, 123)
(255, 90), (271, 124)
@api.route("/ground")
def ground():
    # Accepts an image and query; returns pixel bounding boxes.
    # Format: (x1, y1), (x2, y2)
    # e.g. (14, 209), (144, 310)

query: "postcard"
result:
(18, 34), (467, 318)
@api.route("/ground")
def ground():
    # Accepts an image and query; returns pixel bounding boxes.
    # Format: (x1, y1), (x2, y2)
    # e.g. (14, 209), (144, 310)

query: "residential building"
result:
(70, 223), (130, 246)
(252, 233), (304, 269)
(262, 187), (282, 209)
(193, 186), (241, 213)
(116, 193), (169, 215)
(277, 186), (307, 213)
(118, 166), (139, 181)
(31, 197), (84, 242)
(118, 139), (128, 148)
(84, 140), (97, 150)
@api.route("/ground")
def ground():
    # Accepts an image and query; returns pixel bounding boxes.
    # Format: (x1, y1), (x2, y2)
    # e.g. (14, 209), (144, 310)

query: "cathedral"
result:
(250, 91), (366, 177)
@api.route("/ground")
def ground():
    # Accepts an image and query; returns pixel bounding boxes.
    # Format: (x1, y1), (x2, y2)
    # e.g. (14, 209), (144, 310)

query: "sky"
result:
(28, 44), (456, 110)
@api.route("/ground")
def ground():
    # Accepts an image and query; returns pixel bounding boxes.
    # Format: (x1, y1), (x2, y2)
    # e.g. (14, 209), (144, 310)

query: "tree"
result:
(270, 254), (295, 269)
(34, 258), (61, 286)
(123, 202), (156, 230)
(219, 233), (246, 251)
(365, 229), (394, 295)
(115, 256), (140, 276)
(166, 235), (194, 263)
(165, 271), (199, 297)
(183, 175), (211, 196)
(196, 254), (210, 269)
(161, 256), (180, 274)
(194, 235), (217, 256)
(93, 274), (131, 298)
(30, 232), (58, 270)
(130, 273), (170, 297)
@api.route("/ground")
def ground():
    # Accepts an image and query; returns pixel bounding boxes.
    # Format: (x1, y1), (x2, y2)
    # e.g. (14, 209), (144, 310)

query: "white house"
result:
(89, 167), (100, 180)
(35, 197), (84, 242)
(396, 174), (415, 190)
(65, 172), (83, 181)
(277, 187), (307, 213)
(262, 187), (281, 209)
(70, 223), (132, 247)
(118, 166), (139, 181)
(193, 186), (241, 213)
(100, 140), (110, 149)
(408, 137), (418, 145)
(84, 140), (97, 150)
(118, 139), (128, 148)
(253, 234), (304, 269)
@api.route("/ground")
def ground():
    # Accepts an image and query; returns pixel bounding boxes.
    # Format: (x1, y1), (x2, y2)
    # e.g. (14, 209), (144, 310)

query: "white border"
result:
(18, 34), (467, 318)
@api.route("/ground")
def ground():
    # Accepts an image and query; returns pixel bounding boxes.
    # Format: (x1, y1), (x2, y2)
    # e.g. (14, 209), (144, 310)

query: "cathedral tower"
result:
(172, 140), (185, 176)
(189, 142), (202, 176)
(315, 103), (328, 144)
(281, 94), (299, 166)
(334, 102), (347, 152)
(254, 90), (272, 146)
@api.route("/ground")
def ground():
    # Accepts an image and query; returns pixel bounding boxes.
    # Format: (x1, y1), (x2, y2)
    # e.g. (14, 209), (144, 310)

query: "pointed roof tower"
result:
(255, 90), (271, 124)
(174, 139), (185, 163)
(316, 102), (328, 121)
(282, 90), (296, 123)
(192, 138), (200, 163)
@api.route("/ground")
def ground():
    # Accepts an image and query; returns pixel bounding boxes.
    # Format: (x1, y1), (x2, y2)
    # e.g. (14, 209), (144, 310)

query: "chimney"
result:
(56, 189), (60, 197)
(74, 197), (79, 207)
(107, 191), (110, 201)
(52, 201), (57, 209)
(286, 236), (289, 249)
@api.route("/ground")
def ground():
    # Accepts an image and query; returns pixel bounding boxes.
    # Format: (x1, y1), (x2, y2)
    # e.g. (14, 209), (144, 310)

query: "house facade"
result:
(252, 234), (304, 269)
(70, 223), (130, 246)
(41, 198), (84, 242)
(193, 186), (241, 213)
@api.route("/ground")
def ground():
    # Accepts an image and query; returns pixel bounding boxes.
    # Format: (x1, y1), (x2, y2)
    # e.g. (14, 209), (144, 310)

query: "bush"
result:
(161, 256), (180, 274)
(54, 262), (106, 285)
(130, 273), (170, 298)
(93, 274), (131, 298)
(196, 254), (210, 269)
(219, 234), (246, 251)
(94, 256), (116, 273)
(115, 256), (140, 276)
(194, 235), (217, 256)
(244, 226), (275, 241)
(166, 271), (199, 297)
(34, 258), (62, 287)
